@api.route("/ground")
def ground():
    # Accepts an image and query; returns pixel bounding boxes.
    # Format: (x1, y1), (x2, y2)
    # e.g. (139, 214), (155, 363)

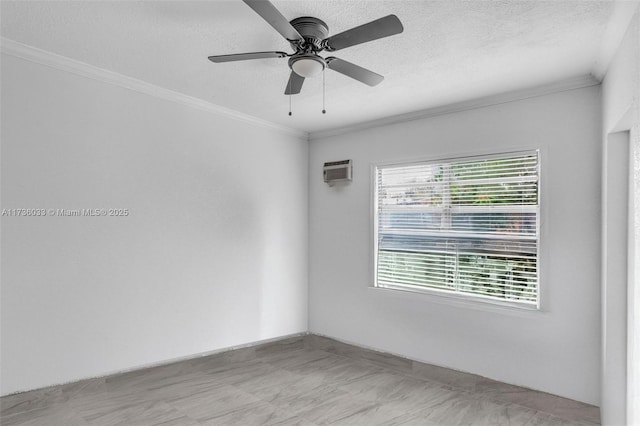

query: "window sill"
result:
(369, 284), (547, 318)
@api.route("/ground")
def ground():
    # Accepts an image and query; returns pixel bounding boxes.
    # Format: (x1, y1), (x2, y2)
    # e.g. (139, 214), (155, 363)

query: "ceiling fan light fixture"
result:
(289, 55), (325, 78)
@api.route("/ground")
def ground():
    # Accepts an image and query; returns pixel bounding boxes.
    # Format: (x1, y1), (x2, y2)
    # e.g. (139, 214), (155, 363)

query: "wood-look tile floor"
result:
(0, 337), (600, 426)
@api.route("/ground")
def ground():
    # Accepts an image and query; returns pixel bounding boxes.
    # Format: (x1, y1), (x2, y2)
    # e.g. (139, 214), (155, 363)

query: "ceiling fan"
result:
(208, 0), (404, 96)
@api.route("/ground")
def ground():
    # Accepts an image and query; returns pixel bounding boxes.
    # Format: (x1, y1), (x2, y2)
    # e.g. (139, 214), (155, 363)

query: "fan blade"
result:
(284, 71), (304, 95)
(243, 0), (303, 42)
(326, 57), (384, 86)
(208, 51), (287, 63)
(324, 15), (403, 51)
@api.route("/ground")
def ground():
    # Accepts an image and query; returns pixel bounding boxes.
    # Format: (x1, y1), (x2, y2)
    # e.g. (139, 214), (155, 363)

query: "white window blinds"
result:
(375, 151), (539, 307)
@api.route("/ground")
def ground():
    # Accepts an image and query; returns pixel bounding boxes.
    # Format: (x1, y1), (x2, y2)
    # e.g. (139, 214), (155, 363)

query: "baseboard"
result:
(0, 332), (309, 398)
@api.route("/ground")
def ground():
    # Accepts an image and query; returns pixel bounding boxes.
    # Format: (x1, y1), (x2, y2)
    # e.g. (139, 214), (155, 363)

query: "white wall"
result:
(0, 53), (309, 395)
(309, 86), (602, 405)
(601, 6), (640, 425)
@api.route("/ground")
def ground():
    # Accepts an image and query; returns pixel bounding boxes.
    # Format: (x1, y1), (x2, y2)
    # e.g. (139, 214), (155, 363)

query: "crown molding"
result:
(1, 38), (604, 144)
(308, 74), (601, 141)
(0, 38), (309, 141)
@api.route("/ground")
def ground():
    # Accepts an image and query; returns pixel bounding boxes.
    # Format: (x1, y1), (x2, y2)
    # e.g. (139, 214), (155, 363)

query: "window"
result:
(374, 151), (540, 308)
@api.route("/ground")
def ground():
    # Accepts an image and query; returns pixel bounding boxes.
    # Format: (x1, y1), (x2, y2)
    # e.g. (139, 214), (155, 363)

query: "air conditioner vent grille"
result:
(324, 160), (351, 167)
(325, 168), (348, 180)
(323, 159), (352, 185)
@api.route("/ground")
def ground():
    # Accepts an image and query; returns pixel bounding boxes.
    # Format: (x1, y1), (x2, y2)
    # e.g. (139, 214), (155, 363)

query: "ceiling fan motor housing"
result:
(289, 16), (329, 51)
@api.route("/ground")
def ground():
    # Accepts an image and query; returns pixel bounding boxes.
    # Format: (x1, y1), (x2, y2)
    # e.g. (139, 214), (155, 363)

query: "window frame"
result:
(371, 149), (542, 311)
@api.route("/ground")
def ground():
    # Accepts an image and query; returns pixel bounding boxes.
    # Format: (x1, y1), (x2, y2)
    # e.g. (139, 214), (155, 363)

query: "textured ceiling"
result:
(0, 1), (627, 134)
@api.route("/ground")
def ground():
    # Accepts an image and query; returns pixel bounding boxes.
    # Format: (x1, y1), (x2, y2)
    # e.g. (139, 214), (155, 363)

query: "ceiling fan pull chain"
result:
(288, 78), (293, 116)
(322, 68), (326, 114)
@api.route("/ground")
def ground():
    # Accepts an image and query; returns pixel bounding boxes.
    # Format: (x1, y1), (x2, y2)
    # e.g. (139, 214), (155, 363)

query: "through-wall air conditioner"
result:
(323, 160), (352, 186)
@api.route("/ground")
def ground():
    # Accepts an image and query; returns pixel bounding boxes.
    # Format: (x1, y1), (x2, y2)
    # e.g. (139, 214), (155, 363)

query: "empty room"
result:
(1, 1), (639, 425)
